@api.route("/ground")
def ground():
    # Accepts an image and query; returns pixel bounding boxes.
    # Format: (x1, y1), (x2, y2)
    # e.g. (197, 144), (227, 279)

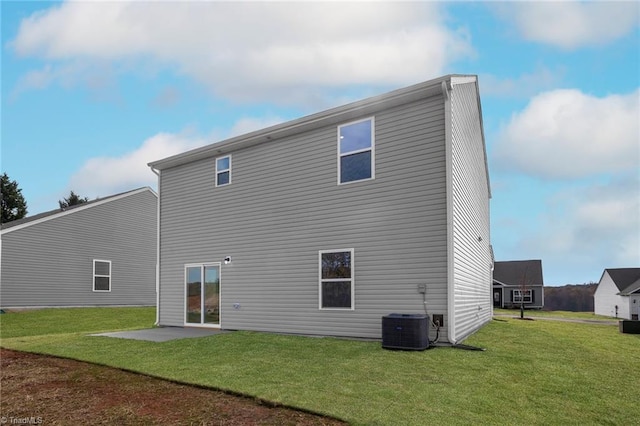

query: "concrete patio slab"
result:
(91, 327), (228, 342)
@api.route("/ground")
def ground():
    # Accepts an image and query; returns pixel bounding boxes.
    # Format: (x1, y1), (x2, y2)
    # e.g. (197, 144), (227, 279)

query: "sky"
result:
(1, 1), (639, 286)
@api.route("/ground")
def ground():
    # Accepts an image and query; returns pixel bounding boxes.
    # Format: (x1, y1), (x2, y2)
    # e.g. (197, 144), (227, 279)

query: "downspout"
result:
(442, 79), (456, 343)
(151, 166), (161, 326)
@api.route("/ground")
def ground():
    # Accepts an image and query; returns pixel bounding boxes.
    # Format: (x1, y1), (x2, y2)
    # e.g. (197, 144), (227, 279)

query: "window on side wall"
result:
(319, 249), (354, 309)
(338, 118), (374, 184)
(93, 260), (111, 292)
(216, 155), (231, 187)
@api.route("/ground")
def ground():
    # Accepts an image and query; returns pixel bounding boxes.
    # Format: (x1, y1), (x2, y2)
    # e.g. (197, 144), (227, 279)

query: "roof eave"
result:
(0, 187), (156, 235)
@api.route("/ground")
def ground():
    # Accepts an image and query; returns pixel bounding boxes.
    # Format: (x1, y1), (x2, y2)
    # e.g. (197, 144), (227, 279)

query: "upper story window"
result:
(216, 155), (231, 187)
(93, 259), (111, 292)
(338, 118), (374, 184)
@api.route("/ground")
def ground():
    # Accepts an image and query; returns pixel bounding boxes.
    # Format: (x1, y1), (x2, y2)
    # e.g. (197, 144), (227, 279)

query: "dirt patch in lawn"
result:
(0, 348), (345, 425)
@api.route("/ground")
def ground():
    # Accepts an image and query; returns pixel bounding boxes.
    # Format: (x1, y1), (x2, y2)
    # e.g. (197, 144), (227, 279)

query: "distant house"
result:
(148, 74), (493, 344)
(493, 260), (544, 309)
(0, 187), (157, 308)
(593, 268), (640, 320)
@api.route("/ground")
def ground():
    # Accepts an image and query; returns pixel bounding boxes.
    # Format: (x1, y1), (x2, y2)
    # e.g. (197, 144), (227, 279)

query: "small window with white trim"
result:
(93, 260), (111, 292)
(513, 289), (532, 303)
(319, 249), (354, 309)
(338, 118), (374, 184)
(216, 155), (231, 187)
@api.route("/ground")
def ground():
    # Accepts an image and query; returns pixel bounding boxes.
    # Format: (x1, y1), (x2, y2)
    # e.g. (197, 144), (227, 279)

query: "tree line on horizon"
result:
(543, 283), (598, 312)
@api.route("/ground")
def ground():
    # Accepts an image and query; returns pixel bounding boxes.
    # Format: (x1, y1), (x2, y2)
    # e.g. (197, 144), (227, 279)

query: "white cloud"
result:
(66, 114), (288, 198)
(520, 175), (640, 272)
(493, 174), (640, 284)
(479, 67), (565, 99)
(228, 116), (287, 138)
(151, 86), (181, 109)
(67, 131), (208, 198)
(9, 1), (473, 105)
(493, 2), (639, 49)
(493, 89), (640, 179)
(11, 60), (120, 102)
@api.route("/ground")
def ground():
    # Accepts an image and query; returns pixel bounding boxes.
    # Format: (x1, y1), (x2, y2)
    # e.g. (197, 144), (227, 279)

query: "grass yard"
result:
(493, 308), (617, 321)
(1, 307), (638, 425)
(0, 306), (156, 338)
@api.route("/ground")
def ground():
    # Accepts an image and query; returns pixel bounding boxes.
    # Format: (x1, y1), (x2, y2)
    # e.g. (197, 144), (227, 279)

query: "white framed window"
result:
(93, 259), (111, 292)
(319, 249), (354, 310)
(216, 155), (231, 187)
(338, 118), (374, 184)
(513, 289), (532, 303)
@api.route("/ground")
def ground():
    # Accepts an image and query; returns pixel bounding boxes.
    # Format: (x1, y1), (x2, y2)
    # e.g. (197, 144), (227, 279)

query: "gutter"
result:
(442, 79), (456, 344)
(150, 166), (161, 326)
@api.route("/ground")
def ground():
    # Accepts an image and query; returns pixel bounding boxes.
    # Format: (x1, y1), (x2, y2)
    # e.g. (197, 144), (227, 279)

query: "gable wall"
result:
(449, 82), (492, 342)
(594, 272), (629, 318)
(158, 94), (451, 339)
(0, 190), (157, 307)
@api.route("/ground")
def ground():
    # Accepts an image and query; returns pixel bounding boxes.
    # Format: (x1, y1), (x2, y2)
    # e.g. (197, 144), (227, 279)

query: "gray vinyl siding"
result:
(0, 189), (157, 307)
(449, 82), (492, 342)
(158, 94), (450, 339)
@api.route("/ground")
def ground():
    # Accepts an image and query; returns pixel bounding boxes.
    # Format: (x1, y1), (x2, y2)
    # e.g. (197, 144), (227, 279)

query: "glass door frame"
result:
(184, 262), (221, 328)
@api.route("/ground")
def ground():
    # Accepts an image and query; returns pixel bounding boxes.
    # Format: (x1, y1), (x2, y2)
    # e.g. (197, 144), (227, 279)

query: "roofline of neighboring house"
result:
(147, 74), (490, 198)
(494, 259), (543, 265)
(492, 279), (544, 288)
(619, 278), (640, 296)
(0, 187), (157, 235)
(598, 267), (640, 293)
(493, 259), (545, 286)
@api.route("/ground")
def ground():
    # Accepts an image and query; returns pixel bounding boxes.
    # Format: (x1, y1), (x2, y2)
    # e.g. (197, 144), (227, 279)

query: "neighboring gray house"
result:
(148, 75), (492, 344)
(0, 187), (157, 308)
(594, 268), (640, 320)
(493, 260), (544, 309)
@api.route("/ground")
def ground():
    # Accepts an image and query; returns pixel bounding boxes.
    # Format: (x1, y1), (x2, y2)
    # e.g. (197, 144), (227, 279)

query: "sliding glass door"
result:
(185, 264), (220, 326)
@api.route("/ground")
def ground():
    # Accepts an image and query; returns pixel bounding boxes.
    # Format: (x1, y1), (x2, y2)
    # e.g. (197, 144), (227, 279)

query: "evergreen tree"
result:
(1, 173), (28, 223)
(59, 191), (89, 209)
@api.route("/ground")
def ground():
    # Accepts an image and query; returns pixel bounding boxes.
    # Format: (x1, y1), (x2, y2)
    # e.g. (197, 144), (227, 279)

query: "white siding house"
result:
(149, 75), (492, 344)
(0, 187), (157, 308)
(594, 268), (640, 320)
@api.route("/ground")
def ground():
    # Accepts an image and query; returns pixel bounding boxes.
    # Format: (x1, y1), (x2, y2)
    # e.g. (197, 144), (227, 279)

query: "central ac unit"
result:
(382, 313), (429, 351)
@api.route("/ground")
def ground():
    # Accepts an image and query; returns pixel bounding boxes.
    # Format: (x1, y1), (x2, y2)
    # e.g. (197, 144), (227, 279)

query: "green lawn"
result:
(493, 308), (617, 321)
(1, 307), (637, 425)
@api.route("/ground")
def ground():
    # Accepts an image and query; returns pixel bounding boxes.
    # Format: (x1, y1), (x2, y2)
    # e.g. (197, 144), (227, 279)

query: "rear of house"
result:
(594, 268), (640, 320)
(150, 75), (492, 344)
(0, 187), (157, 308)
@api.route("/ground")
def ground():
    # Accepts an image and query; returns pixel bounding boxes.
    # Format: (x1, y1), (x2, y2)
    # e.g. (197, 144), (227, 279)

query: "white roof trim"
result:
(451, 75), (478, 85)
(1, 187), (157, 235)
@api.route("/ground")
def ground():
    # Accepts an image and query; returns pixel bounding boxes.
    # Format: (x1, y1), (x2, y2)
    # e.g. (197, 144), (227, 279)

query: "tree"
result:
(518, 267), (533, 319)
(59, 191), (89, 209)
(1, 173), (28, 223)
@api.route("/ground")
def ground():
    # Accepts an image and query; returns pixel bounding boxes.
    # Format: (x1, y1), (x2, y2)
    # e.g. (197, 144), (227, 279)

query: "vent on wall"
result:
(382, 313), (429, 351)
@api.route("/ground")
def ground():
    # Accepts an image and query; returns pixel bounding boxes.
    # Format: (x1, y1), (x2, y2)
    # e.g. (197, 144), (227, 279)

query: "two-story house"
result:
(148, 75), (492, 344)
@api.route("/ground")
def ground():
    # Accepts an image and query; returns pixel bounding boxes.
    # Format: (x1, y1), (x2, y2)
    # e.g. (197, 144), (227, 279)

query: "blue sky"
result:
(2, 1), (638, 286)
